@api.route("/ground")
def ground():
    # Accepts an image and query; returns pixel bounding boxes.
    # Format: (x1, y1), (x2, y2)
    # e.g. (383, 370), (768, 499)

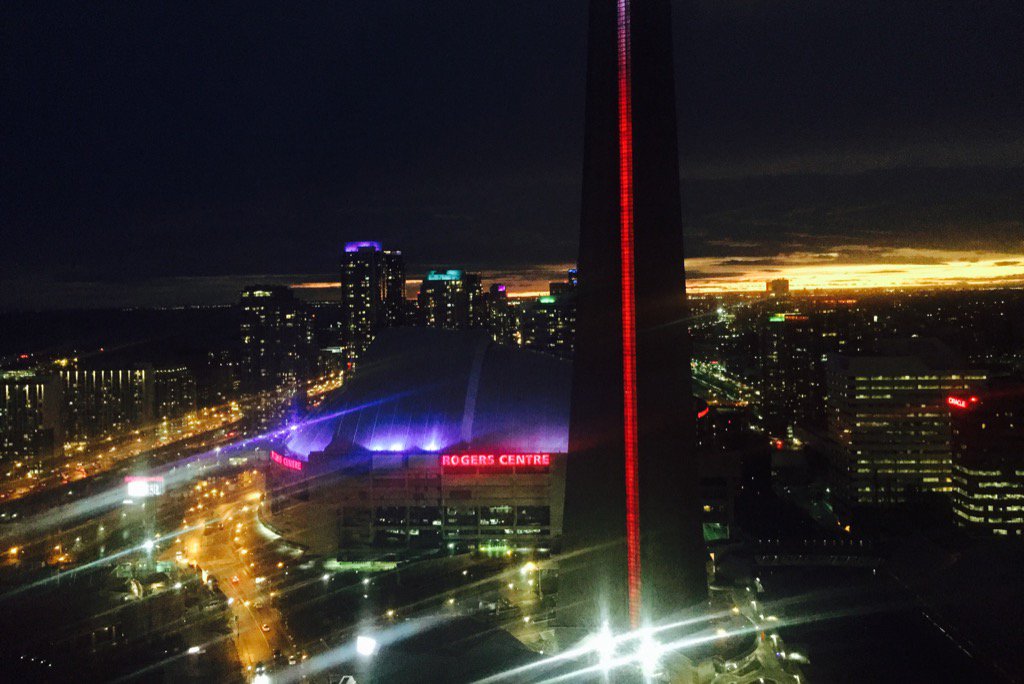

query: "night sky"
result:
(2, 1), (1022, 308)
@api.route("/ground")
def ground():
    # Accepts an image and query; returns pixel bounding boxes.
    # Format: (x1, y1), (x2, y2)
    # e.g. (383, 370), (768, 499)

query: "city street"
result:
(167, 472), (300, 675)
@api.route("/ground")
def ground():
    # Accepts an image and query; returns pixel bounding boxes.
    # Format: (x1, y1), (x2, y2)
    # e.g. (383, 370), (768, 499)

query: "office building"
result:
(761, 312), (823, 436)
(1, 370), (63, 466)
(950, 381), (1024, 536)
(485, 284), (518, 346)
(766, 278), (790, 299)
(310, 299), (346, 348)
(151, 367), (196, 422)
(60, 367), (152, 443)
(521, 294), (575, 360)
(341, 241), (406, 361)
(548, 268), (579, 297)
(417, 269), (485, 330)
(825, 344), (986, 509)
(239, 285), (315, 392)
(204, 348), (239, 405)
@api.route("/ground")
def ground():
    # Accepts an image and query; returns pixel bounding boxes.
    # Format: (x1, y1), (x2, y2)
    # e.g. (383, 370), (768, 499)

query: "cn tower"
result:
(561, 0), (706, 632)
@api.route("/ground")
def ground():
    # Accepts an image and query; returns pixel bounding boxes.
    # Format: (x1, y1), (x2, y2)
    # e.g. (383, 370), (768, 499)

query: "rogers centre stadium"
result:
(262, 328), (573, 558)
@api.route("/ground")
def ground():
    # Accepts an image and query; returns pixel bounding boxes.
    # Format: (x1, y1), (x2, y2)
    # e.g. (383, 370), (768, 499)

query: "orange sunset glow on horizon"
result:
(292, 247), (1024, 298)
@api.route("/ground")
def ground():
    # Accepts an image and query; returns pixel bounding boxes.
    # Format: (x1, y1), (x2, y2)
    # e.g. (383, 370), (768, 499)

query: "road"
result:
(691, 359), (757, 406)
(166, 472), (299, 676)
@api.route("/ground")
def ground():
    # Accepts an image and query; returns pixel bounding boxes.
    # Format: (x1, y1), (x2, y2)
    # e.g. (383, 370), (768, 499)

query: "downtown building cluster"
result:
(690, 282), (1024, 537)
(1, 364), (196, 470)
(338, 240), (577, 363)
(0, 240), (579, 493)
(244, 244), (581, 559)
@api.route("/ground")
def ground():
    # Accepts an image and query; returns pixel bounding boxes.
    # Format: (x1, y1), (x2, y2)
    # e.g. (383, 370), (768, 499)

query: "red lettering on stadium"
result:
(440, 453), (551, 468)
(271, 450), (304, 471)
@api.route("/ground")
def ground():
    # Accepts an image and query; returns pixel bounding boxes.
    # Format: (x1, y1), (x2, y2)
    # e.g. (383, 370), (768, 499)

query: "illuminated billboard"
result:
(440, 453), (550, 468)
(124, 475), (165, 498)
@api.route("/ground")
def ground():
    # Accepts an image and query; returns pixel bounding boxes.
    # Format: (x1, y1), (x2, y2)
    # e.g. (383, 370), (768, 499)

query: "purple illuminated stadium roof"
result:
(284, 328), (571, 459)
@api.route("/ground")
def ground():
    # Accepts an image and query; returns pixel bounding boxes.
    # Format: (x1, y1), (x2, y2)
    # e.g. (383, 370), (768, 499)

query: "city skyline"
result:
(4, 243), (1024, 311)
(2, 2), (1023, 682)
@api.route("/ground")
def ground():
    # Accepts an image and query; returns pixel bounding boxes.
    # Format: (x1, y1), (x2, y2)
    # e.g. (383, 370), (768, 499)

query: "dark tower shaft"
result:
(561, 0), (705, 631)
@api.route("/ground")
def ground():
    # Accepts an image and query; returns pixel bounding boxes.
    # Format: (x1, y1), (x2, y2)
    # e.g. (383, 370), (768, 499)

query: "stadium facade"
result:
(263, 328), (572, 557)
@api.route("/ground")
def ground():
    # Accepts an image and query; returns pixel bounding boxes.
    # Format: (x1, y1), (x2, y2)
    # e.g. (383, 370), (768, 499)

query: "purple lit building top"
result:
(282, 328), (571, 460)
(344, 240), (383, 253)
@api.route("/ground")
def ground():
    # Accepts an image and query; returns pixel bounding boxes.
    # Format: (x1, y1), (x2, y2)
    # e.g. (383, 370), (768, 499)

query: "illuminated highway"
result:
(691, 359), (757, 406)
(0, 401), (244, 503)
(1, 366), (345, 506)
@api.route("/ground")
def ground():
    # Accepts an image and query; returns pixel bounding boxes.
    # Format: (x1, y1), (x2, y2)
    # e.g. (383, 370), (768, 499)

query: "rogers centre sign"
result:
(271, 450), (304, 471)
(440, 453), (551, 467)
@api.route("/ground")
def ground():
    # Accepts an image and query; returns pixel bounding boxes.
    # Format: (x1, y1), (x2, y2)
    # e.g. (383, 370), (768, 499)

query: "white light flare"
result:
(587, 621), (616, 672)
(356, 635), (378, 657)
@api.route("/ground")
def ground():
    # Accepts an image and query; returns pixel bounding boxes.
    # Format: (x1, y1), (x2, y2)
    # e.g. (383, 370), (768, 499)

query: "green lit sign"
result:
(769, 313), (809, 323)
(538, 296), (556, 304)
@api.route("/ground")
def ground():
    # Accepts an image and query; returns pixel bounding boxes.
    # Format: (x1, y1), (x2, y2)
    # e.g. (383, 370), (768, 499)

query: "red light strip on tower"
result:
(617, 0), (641, 629)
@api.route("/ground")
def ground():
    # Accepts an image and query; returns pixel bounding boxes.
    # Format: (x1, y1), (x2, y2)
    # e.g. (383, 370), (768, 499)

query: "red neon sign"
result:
(440, 453), (551, 468)
(617, 0), (641, 630)
(696, 407), (710, 420)
(270, 450), (303, 471)
(947, 396), (979, 409)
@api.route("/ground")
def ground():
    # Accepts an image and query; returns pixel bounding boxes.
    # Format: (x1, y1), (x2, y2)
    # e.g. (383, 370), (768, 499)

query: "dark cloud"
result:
(0, 1), (1021, 309)
(682, 167), (1024, 259)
